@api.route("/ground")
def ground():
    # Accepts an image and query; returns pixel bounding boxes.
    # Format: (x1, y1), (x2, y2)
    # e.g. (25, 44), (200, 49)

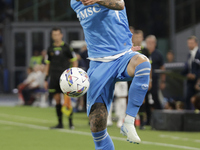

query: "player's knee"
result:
(134, 58), (151, 79)
(128, 54), (150, 77)
(89, 103), (108, 132)
(135, 54), (150, 68)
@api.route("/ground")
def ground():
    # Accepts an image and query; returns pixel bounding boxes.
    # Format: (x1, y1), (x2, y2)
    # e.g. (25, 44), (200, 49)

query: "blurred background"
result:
(0, 0), (200, 92)
(0, 1), (200, 150)
(0, 0), (200, 131)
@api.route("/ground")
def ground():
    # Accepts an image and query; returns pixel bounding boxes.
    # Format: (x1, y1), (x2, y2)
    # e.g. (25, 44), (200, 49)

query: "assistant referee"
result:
(44, 27), (78, 129)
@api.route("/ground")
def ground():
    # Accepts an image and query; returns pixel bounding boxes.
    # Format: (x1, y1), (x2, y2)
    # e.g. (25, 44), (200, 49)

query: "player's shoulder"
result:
(63, 43), (74, 51)
(63, 42), (70, 49)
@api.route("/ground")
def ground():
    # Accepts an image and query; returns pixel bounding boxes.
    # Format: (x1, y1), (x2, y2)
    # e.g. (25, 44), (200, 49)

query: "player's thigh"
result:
(86, 61), (116, 116)
(49, 73), (62, 104)
(127, 54), (149, 77)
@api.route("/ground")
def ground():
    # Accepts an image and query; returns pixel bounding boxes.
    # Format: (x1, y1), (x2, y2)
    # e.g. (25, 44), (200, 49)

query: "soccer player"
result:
(44, 27), (78, 129)
(71, 0), (151, 149)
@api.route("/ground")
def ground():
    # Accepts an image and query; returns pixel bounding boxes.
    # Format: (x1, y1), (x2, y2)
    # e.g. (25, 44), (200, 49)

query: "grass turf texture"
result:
(0, 106), (200, 150)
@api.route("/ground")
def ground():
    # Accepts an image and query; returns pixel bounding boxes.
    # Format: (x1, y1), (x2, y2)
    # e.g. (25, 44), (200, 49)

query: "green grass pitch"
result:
(0, 106), (200, 150)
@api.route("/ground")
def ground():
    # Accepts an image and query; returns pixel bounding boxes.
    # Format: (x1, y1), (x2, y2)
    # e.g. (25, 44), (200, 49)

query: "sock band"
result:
(93, 132), (108, 142)
(135, 62), (151, 77)
(91, 128), (114, 150)
(135, 68), (151, 77)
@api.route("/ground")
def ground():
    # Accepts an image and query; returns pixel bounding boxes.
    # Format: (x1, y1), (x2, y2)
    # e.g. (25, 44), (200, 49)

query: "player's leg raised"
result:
(121, 54), (151, 143)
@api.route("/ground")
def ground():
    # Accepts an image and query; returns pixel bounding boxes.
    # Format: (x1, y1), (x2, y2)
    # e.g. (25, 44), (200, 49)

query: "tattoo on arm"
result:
(97, 0), (124, 10)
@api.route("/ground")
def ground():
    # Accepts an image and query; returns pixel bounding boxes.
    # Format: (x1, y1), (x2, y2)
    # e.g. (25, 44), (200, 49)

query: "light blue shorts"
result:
(86, 50), (140, 116)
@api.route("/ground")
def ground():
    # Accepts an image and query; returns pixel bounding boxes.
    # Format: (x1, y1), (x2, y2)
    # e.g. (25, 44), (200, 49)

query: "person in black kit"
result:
(44, 27), (78, 129)
(182, 36), (200, 109)
(145, 35), (165, 126)
(146, 35), (165, 110)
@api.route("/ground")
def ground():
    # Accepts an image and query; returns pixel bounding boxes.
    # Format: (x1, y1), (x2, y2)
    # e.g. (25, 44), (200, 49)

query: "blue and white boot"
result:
(120, 115), (141, 144)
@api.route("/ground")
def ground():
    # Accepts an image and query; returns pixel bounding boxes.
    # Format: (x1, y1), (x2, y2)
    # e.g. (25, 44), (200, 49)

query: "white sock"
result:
(125, 115), (135, 124)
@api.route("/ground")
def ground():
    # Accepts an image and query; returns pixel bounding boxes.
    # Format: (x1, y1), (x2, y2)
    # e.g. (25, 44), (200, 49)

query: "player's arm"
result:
(79, 0), (124, 10)
(97, 0), (124, 10)
(71, 58), (78, 67)
(44, 63), (50, 78)
(44, 49), (51, 90)
(44, 63), (50, 90)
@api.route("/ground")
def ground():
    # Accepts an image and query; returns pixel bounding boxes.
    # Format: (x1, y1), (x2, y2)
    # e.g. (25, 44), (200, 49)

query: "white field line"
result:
(0, 120), (200, 150)
(0, 113), (55, 123)
(159, 134), (200, 143)
(2, 114), (199, 142)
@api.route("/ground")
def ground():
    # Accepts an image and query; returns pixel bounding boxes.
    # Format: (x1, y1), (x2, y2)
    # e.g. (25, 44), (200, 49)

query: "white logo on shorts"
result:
(141, 84), (148, 90)
(87, 102), (90, 110)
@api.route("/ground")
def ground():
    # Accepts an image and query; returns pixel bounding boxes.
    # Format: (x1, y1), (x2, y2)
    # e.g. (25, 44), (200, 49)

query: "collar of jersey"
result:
(53, 41), (65, 47)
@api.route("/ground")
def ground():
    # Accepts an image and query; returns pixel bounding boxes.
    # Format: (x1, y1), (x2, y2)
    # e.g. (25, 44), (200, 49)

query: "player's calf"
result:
(89, 103), (108, 132)
(89, 103), (115, 150)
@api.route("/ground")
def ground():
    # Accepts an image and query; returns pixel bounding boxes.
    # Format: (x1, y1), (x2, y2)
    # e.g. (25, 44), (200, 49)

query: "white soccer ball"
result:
(59, 67), (90, 97)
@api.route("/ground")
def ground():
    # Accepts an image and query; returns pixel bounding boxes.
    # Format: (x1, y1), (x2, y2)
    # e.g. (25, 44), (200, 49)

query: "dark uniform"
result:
(46, 41), (77, 94)
(138, 47), (150, 58)
(149, 49), (164, 109)
(46, 41), (77, 129)
(182, 49), (200, 109)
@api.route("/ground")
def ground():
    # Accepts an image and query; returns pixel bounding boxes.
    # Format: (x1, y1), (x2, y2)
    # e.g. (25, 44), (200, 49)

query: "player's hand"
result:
(187, 73), (196, 80)
(131, 45), (141, 51)
(80, 0), (100, 6)
(44, 81), (48, 90)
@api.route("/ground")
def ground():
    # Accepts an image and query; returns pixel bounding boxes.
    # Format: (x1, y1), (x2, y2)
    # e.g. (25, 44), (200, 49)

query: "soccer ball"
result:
(59, 67), (90, 97)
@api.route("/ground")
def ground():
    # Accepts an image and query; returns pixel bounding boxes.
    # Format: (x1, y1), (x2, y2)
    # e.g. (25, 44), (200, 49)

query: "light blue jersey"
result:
(70, 0), (132, 58)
